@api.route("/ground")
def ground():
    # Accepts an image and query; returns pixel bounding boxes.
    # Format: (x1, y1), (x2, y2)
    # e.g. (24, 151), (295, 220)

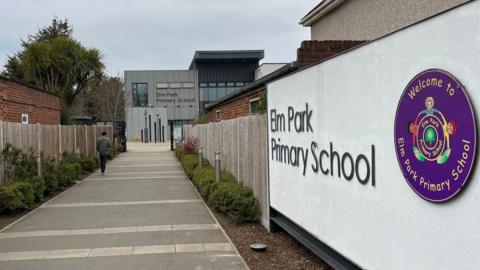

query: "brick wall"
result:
(0, 77), (61, 125)
(206, 90), (264, 123)
(296, 40), (366, 68)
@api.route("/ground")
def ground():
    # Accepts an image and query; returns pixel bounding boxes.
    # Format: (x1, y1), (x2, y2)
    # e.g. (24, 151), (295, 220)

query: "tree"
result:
(2, 17), (73, 80)
(1, 18), (104, 123)
(80, 76), (125, 122)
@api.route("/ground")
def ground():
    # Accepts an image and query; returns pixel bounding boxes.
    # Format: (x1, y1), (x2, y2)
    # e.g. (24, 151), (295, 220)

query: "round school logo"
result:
(394, 69), (476, 202)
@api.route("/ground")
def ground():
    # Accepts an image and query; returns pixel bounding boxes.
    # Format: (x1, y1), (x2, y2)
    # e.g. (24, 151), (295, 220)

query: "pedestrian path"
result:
(0, 142), (247, 270)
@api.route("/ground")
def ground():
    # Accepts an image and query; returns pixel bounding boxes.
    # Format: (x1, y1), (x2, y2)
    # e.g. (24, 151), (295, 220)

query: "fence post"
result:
(58, 124), (62, 159)
(0, 121), (4, 183)
(84, 125), (88, 157)
(36, 123), (42, 176)
(215, 151), (221, 181)
(198, 147), (203, 167)
(74, 125), (78, 155)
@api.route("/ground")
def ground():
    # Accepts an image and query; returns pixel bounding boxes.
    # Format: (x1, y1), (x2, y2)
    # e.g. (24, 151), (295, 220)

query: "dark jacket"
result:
(96, 136), (112, 155)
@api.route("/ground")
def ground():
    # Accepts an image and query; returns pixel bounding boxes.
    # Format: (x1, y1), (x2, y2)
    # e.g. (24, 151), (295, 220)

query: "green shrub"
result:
(192, 166), (218, 199)
(62, 152), (81, 164)
(175, 146), (184, 160)
(57, 163), (79, 187)
(80, 156), (98, 173)
(0, 182), (35, 213)
(191, 165), (259, 224)
(208, 180), (259, 224)
(43, 172), (59, 194)
(24, 176), (46, 201)
(71, 162), (82, 176)
(2, 144), (37, 181)
(181, 154), (199, 178)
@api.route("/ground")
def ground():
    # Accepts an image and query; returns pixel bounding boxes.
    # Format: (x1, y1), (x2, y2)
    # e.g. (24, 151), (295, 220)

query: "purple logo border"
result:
(394, 68), (477, 203)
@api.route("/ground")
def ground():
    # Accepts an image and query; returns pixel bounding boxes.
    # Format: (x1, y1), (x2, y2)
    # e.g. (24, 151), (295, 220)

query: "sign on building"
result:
(267, 2), (479, 269)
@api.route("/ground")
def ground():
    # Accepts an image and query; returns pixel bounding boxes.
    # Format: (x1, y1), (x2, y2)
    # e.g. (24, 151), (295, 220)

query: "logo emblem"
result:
(394, 69), (476, 202)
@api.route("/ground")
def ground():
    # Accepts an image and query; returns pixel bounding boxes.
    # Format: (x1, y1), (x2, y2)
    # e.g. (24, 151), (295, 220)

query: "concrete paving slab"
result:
(2, 250), (47, 261)
(137, 224), (172, 232)
(103, 166), (182, 173)
(0, 254), (172, 270)
(89, 246), (132, 257)
(43, 199), (202, 208)
(132, 244), (174, 255)
(204, 243), (235, 252)
(168, 252), (245, 270)
(44, 249), (90, 259)
(0, 230), (228, 253)
(175, 243), (205, 253)
(0, 147), (247, 269)
(4, 203), (214, 232)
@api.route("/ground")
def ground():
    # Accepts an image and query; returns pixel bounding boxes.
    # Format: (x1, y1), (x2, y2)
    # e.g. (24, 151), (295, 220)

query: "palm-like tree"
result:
(20, 37), (104, 123)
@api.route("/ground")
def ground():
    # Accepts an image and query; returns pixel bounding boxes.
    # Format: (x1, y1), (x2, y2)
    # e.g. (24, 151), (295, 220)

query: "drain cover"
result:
(250, 243), (267, 251)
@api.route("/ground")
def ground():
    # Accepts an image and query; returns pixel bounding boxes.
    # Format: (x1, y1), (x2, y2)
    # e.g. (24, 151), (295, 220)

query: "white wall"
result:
(268, 2), (480, 269)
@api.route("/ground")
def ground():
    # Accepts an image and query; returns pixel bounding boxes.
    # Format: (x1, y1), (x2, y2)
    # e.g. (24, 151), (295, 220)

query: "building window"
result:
(216, 110), (221, 121)
(249, 98), (260, 114)
(132, 83), (148, 107)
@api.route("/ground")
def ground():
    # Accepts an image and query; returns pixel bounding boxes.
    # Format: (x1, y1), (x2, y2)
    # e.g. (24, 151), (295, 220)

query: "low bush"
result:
(43, 171), (59, 194)
(190, 164), (259, 224)
(175, 145), (184, 159)
(0, 181), (35, 213)
(181, 154), (199, 178)
(61, 152), (81, 164)
(184, 136), (199, 154)
(80, 156), (99, 173)
(192, 166), (218, 199)
(57, 163), (80, 187)
(2, 144), (37, 181)
(24, 176), (46, 201)
(209, 180), (259, 224)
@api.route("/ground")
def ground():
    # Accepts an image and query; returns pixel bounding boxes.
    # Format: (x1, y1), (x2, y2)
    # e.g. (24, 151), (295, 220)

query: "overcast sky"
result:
(0, 0), (319, 76)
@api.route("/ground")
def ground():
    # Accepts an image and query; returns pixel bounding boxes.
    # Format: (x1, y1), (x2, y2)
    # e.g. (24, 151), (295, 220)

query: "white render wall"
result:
(268, 2), (480, 269)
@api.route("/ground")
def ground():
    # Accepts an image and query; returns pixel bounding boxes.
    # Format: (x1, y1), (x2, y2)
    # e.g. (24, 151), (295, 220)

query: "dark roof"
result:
(0, 75), (60, 97)
(205, 62), (297, 111)
(189, 50), (264, 69)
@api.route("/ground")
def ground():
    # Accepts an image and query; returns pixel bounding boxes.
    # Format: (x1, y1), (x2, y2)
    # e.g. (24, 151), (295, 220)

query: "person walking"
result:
(96, 131), (112, 176)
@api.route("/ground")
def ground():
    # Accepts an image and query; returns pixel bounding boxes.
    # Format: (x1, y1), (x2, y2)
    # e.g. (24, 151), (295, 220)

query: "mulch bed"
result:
(212, 211), (332, 270)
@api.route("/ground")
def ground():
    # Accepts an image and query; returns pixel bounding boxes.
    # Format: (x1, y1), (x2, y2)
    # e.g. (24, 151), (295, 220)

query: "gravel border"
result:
(212, 210), (332, 270)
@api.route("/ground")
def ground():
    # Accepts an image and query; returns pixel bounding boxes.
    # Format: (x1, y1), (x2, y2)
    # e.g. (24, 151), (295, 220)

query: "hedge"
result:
(179, 151), (259, 224)
(80, 156), (99, 173)
(0, 144), (105, 214)
(0, 182), (35, 213)
(180, 152), (210, 179)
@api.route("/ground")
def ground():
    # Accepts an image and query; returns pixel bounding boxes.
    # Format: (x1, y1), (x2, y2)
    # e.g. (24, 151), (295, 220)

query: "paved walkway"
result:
(0, 142), (247, 270)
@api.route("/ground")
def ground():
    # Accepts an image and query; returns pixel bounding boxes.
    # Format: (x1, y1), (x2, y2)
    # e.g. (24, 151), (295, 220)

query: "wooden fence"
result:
(0, 121), (113, 183)
(184, 114), (269, 227)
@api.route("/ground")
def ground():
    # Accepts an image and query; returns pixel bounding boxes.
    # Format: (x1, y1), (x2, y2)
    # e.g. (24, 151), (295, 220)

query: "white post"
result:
(85, 125), (88, 157)
(58, 125), (62, 159)
(215, 151), (221, 182)
(198, 147), (203, 167)
(36, 123), (42, 176)
(0, 121), (4, 183)
(74, 125), (78, 155)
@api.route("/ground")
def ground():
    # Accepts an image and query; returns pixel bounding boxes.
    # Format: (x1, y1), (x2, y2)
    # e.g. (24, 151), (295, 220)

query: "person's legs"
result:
(100, 154), (107, 174)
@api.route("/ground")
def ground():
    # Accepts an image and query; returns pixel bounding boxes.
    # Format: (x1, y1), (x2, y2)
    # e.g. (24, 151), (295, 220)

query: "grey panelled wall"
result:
(184, 114), (269, 228)
(195, 61), (259, 83)
(124, 70), (199, 121)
